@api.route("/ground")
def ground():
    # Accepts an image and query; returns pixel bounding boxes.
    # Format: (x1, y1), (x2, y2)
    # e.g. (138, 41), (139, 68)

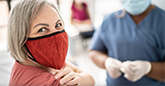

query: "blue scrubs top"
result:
(90, 6), (165, 86)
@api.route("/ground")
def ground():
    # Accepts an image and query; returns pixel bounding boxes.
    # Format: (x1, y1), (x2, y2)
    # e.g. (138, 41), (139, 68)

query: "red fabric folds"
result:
(9, 61), (62, 86)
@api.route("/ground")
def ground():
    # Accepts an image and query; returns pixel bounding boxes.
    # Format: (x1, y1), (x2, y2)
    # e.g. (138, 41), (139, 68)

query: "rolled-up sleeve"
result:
(89, 27), (107, 53)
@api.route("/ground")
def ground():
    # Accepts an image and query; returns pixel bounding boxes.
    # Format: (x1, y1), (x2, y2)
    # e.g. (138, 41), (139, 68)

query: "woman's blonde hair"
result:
(7, 0), (64, 61)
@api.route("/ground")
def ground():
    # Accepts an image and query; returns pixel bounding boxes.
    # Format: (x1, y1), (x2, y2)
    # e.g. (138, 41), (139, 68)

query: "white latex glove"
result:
(120, 60), (151, 82)
(104, 57), (122, 79)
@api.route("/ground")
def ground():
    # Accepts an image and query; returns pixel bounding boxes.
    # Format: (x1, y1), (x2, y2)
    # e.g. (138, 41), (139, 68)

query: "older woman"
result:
(8, 0), (94, 86)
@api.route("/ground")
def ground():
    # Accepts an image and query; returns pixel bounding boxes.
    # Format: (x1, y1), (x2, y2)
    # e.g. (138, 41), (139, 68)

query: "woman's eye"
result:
(38, 28), (46, 33)
(55, 23), (62, 28)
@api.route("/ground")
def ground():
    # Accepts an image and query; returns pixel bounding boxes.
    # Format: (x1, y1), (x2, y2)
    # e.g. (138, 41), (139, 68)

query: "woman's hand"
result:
(55, 67), (81, 86)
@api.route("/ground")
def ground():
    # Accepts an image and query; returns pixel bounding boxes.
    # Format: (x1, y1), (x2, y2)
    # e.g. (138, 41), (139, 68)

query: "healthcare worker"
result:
(89, 0), (165, 85)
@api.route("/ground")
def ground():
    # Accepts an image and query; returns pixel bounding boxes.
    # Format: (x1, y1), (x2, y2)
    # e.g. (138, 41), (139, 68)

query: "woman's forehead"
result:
(36, 6), (59, 19)
(31, 5), (60, 25)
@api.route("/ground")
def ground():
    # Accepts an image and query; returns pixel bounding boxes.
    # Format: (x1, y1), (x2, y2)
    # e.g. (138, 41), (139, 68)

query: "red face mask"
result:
(25, 30), (68, 69)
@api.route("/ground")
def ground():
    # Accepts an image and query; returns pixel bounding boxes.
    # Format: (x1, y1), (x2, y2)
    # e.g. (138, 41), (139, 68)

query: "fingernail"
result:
(60, 81), (63, 84)
(55, 76), (58, 79)
(77, 83), (80, 85)
(66, 83), (69, 85)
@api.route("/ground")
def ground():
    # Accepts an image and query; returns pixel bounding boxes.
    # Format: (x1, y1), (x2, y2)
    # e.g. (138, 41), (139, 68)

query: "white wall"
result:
(151, 0), (165, 11)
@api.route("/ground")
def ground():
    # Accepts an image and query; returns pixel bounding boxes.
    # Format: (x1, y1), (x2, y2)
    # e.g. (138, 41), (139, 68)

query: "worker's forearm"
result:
(88, 50), (108, 69)
(146, 62), (165, 82)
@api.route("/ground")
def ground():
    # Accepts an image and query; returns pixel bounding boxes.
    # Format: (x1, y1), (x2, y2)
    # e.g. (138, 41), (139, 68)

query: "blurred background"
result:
(0, 0), (164, 85)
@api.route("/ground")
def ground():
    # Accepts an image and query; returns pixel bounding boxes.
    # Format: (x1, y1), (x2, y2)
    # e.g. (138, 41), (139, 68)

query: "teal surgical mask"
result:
(121, 0), (151, 15)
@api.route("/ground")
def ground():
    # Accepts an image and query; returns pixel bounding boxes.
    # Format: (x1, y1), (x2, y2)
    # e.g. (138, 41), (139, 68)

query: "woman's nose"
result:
(50, 27), (58, 33)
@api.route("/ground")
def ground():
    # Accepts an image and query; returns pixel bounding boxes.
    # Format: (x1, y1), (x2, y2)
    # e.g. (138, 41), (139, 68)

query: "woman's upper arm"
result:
(25, 71), (60, 85)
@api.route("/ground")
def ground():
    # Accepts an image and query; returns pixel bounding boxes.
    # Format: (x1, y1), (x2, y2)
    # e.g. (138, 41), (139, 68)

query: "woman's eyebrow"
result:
(34, 19), (61, 29)
(34, 23), (49, 28)
(55, 19), (61, 24)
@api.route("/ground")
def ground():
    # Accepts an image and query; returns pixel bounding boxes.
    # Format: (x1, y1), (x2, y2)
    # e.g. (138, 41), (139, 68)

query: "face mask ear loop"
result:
(24, 44), (38, 63)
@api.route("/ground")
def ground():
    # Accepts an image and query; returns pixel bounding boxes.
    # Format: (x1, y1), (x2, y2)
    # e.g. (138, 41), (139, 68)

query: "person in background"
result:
(70, 0), (94, 39)
(89, 0), (165, 86)
(7, 0), (11, 11)
(8, 0), (95, 85)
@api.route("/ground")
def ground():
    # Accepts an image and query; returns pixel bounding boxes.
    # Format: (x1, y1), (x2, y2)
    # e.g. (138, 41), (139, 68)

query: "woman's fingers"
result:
(55, 67), (72, 79)
(54, 67), (81, 85)
(66, 75), (81, 86)
(59, 71), (75, 85)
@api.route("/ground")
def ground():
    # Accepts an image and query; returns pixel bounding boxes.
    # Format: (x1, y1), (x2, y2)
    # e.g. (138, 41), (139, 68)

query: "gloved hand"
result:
(104, 57), (122, 79)
(120, 60), (151, 82)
